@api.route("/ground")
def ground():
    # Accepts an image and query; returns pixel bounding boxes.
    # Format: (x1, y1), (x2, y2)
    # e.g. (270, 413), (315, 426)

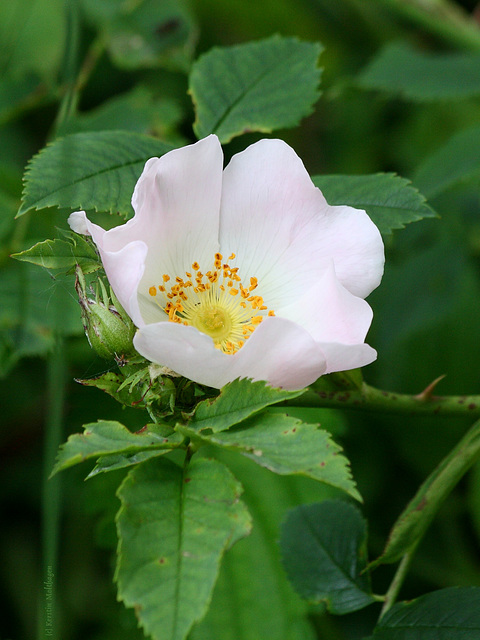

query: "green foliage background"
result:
(2, 0), (480, 639)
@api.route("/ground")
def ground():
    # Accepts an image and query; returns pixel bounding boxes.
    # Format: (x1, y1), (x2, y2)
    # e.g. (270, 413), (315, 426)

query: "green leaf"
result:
(414, 124), (480, 199)
(51, 420), (184, 476)
(372, 417), (480, 567)
(82, 0), (196, 71)
(11, 237), (101, 274)
(180, 412), (359, 499)
(280, 500), (375, 614)
(372, 587), (480, 638)
(115, 456), (252, 640)
(357, 41), (480, 101)
(18, 130), (173, 218)
(313, 173), (436, 235)
(189, 378), (305, 434)
(189, 35), (322, 143)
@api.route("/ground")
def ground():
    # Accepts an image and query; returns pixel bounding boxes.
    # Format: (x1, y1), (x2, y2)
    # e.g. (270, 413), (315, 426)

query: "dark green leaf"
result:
(372, 587), (480, 639)
(115, 456), (251, 640)
(51, 421), (184, 476)
(190, 35), (322, 143)
(358, 41), (480, 100)
(189, 378), (305, 433)
(313, 173), (436, 235)
(18, 130), (173, 218)
(180, 412), (359, 499)
(280, 500), (375, 614)
(414, 125), (480, 199)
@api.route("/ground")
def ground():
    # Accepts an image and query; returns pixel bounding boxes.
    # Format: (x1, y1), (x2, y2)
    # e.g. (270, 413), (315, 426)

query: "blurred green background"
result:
(2, 0), (480, 638)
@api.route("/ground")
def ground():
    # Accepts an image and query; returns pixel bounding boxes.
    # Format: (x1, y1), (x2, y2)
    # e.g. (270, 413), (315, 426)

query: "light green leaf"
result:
(372, 587), (480, 639)
(357, 41), (480, 100)
(313, 173), (436, 235)
(189, 378), (305, 434)
(11, 237), (101, 274)
(189, 35), (322, 143)
(18, 131), (173, 218)
(77, 369), (176, 412)
(115, 456), (252, 640)
(81, 0), (196, 71)
(414, 124), (480, 199)
(280, 501), (375, 613)
(180, 412), (359, 499)
(371, 417), (480, 567)
(87, 449), (168, 478)
(51, 421), (184, 476)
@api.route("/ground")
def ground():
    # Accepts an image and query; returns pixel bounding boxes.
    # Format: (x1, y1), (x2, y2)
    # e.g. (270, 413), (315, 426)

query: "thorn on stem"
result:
(415, 375), (446, 401)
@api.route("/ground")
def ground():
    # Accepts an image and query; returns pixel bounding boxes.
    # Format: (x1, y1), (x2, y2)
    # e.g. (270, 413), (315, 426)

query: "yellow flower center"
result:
(148, 253), (275, 354)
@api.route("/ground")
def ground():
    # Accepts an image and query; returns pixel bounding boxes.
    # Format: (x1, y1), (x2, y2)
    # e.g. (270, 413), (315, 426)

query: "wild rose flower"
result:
(69, 135), (384, 390)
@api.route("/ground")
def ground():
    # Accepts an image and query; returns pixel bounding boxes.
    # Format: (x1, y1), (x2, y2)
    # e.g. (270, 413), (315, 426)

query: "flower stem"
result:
(38, 339), (67, 640)
(379, 546), (418, 620)
(294, 381), (480, 418)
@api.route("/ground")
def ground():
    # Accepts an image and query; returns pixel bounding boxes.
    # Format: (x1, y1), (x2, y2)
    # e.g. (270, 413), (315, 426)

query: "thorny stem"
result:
(292, 381), (480, 418)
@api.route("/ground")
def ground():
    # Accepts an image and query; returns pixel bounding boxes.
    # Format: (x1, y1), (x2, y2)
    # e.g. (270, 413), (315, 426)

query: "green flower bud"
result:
(75, 266), (136, 360)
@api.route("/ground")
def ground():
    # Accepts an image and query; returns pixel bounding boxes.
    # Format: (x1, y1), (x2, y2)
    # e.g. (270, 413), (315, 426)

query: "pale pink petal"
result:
(133, 317), (327, 390)
(219, 139), (384, 306)
(317, 342), (377, 374)
(276, 262), (373, 345)
(132, 135), (223, 282)
(229, 317), (328, 390)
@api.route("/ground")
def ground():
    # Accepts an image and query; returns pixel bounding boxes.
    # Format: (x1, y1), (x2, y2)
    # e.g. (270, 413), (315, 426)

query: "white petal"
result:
(68, 210), (148, 326)
(219, 139), (384, 305)
(133, 317), (327, 390)
(68, 210), (90, 235)
(277, 262), (373, 345)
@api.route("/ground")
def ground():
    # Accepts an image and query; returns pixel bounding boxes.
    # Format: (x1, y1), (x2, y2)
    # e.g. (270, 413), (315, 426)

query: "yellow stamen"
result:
(147, 252), (274, 354)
